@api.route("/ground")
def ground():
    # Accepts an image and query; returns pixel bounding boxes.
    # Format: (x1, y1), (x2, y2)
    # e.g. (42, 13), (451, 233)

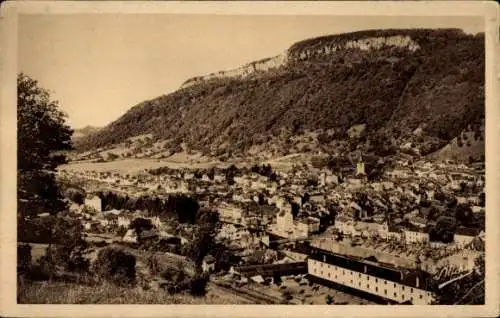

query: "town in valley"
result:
(16, 20), (486, 306)
(48, 145), (485, 305)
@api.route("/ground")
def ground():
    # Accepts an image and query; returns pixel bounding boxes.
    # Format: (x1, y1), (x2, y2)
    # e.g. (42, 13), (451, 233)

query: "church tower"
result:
(356, 155), (366, 176)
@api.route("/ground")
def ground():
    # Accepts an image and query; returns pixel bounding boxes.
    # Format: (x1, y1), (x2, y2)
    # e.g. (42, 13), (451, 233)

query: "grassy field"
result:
(17, 279), (243, 304)
(59, 152), (311, 175)
(59, 158), (237, 174)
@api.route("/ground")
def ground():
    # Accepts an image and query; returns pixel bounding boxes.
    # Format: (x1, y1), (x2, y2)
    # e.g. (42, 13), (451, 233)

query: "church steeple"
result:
(356, 155), (366, 176)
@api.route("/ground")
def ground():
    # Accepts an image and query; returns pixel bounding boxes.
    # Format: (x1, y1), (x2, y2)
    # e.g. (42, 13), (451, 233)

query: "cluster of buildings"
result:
(58, 153), (484, 305)
(332, 216), (482, 249)
(307, 247), (435, 304)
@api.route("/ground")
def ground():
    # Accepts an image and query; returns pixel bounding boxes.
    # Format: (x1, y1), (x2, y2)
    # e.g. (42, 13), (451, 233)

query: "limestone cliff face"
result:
(289, 35), (419, 61)
(181, 53), (288, 89)
(181, 34), (420, 89)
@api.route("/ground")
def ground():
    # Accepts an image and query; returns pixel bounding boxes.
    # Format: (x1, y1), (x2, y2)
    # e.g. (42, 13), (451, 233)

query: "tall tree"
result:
(17, 73), (73, 219)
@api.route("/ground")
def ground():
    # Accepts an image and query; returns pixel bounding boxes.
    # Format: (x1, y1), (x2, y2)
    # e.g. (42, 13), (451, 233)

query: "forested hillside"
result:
(76, 29), (484, 162)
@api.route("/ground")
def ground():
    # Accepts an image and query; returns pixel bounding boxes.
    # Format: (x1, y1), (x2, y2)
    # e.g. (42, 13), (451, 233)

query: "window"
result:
(375, 278), (378, 283)
(359, 282), (361, 287)
(402, 286), (405, 291)
(402, 295), (405, 300)
(367, 284), (370, 289)
(394, 292), (397, 297)
(393, 283), (396, 288)
(384, 290), (387, 295)
(342, 270), (345, 275)
(328, 273), (331, 278)
(335, 275), (337, 279)
(411, 288), (413, 293)
(375, 287), (378, 292)
(384, 280), (387, 285)
(420, 295), (423, 299)
(350, 280), (353, 284)
(410, 297), (413, 302)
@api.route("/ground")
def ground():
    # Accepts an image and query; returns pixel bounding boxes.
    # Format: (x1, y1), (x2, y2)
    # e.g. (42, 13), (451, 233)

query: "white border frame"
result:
(1, 1), (499, 317)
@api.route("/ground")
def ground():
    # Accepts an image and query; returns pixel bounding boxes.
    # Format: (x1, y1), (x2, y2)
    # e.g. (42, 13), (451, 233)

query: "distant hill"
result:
(75, 29), (484, 163)
(431, 125), (485, 163)
(72, 125), (102, 141)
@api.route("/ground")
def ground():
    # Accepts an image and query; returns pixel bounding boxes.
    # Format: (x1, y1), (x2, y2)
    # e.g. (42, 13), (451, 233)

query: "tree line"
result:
(96, 191), (201, 224)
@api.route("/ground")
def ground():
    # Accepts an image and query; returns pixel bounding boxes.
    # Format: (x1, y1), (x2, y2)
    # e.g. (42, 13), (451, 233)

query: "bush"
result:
(93, 247), (136, 285)
(46, 217), (90, 273)
(18, 217), (53, 244)
(26, 257), (53, 281)
(129, 217), (153, 238)
(67, 189), (85, 205)
(188, 273), (209, 297)
(17, 244), (32, 275)
(165, 273), (209, 297)
(282, 290), (292, 298)
(160, 266), (186, 283)
(147, 255), (161, 276)
(326, 294), (334, 304)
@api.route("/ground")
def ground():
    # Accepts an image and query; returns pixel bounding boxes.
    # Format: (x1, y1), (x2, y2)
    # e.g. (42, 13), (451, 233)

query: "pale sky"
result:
(18, 14), (484, 129)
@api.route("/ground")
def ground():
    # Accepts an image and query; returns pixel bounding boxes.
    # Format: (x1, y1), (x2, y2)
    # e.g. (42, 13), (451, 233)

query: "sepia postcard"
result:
(1, 1), (499, 317)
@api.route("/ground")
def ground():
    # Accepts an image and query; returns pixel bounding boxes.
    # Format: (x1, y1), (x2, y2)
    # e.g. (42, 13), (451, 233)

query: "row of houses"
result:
(271, 207), (321, 240)
(334, 216), (482, 248)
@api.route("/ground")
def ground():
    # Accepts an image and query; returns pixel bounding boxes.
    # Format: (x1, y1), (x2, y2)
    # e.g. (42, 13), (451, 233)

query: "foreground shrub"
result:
(25, 256), (53, 281)
(18, 217), (53, 244)
(17, 244), (32, 275)
(188, 273), (209, 296)
(161, 266), (186, 283)
(165, 273), (209, 297)
(43, 217), (90, 273)
(93, 246), (136, 285)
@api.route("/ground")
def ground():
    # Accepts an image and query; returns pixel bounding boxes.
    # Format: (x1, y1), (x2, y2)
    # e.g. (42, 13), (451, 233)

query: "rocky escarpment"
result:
(180, 54), (288, 89)
(181, 32), (420, 89)
(77, 29), (484, 162)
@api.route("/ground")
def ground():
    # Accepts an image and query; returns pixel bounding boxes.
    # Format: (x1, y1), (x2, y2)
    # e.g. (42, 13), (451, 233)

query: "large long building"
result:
(307, 248), (437, 305)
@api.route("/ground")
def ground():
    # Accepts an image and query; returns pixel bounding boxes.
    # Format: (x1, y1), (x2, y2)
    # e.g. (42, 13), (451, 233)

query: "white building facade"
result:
(307, 249), (435, 305)
(84, 195), (102, 212)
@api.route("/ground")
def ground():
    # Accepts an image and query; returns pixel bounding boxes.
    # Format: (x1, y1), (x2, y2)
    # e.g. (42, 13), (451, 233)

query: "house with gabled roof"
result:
(454, 227), (481, 248)
(84, 194), (102, 212)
